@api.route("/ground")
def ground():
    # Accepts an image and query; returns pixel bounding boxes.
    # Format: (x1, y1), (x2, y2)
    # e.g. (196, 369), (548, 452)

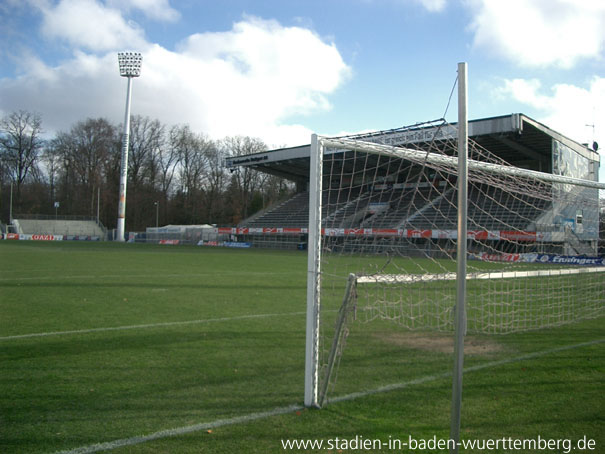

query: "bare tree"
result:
(222, 136), (267, 222)
(171, 125), (216, 223)
(201, 141), (226, 222)
(126, 115), (165, 227)
(1, 112), (295, 228)
(128, 115), (164, 188)
(159, 125), (183, 197)
(0, 111), (44, 207)
(54, 118), (117, 217)
(42, 138), (63, 203)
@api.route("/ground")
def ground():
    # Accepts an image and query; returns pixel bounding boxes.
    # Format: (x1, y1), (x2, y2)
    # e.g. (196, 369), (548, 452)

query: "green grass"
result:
(0, 241), (603, 453)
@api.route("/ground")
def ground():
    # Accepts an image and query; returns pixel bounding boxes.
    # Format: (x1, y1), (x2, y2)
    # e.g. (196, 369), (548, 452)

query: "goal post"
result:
(304, 120), (605, 412)
(304, 133), (323, 407)
(318, 272), (357, 408)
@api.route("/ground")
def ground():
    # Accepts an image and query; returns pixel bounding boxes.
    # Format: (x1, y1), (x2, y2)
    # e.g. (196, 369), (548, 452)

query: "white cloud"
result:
(179, 18), (347, 110)
(386, 0), (447, 13)
(413, 0), (447, 12)
(106, 0), (180, 22)
(40, 0), (147, 52)
(466, 0), (605, 68)
(497, 78), (554, 110)
(498, 77), (604, 140)
(146, 17), (351, 145)
(0, 12), (351, 147)
(498, 77), (605, 177)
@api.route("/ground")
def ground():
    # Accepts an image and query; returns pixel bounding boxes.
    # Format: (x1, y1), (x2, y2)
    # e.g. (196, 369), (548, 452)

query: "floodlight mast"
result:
(116, 52), (142, 242)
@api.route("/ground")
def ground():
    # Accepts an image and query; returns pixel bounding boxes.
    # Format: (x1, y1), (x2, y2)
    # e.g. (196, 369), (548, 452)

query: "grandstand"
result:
(244, 191), (310, 228)
(225, 114), (601, 255)
(13, 215), (107, 240)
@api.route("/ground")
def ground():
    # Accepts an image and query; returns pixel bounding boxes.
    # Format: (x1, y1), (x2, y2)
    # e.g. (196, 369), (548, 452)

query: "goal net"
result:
(305, 121), (605, 408)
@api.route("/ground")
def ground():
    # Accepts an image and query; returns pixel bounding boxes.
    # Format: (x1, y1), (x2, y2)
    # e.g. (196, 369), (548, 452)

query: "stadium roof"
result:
(225, 113), (600, 183)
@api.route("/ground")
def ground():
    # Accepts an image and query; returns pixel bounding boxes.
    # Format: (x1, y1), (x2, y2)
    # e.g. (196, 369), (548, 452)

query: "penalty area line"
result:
(50, 338), (604, 454)
(0, 312), (306, 341)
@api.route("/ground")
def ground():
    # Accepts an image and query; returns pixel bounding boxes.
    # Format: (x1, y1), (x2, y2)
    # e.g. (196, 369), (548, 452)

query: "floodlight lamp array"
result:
(118, 52), (142, 77)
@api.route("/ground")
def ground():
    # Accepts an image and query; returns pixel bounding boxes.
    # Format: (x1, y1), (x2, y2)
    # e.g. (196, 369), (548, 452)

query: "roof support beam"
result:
(491, 134), (545, 162)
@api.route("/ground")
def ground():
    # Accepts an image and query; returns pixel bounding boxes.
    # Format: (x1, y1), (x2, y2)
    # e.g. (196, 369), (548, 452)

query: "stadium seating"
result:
(244, 192), (310, 227)
(15, 218), (107, 238)
(240, 182), (550, 233)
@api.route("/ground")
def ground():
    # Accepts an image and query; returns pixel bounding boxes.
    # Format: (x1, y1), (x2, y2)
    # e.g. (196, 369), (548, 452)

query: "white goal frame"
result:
(304, 62), (605, 454)
(304, 130), (605, 397)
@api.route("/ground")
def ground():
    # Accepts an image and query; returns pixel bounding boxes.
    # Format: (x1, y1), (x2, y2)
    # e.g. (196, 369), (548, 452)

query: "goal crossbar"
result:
(320, 137), (605, 190)
(356, 266), (605, 284)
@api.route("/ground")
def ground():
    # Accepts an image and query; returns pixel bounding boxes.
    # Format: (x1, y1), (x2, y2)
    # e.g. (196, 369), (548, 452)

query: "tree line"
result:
(0, 110), (296, 231)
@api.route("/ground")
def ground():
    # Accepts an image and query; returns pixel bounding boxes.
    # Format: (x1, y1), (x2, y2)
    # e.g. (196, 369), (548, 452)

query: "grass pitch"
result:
(0, 241), (603, 453)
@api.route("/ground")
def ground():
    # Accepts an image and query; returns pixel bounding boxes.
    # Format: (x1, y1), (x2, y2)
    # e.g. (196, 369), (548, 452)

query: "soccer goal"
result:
(304, 109), (605, 415)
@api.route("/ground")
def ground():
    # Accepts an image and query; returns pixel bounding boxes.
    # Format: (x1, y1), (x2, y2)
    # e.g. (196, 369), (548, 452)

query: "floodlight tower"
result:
(116, 51), (142, 242)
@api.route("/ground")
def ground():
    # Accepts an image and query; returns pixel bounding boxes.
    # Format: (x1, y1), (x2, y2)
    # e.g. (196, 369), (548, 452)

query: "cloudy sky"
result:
(1, 0), (604, 162)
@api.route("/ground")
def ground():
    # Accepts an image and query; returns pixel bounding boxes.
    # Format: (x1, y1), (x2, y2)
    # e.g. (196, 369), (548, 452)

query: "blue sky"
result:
(1, 0), (604, 161)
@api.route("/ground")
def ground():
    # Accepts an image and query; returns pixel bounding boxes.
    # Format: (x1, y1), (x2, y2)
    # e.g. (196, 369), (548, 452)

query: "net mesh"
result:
(314, 120), (604, 404)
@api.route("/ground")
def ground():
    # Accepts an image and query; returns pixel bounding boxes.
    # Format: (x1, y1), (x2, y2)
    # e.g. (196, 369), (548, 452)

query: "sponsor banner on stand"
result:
(533, 254), (605, 266)
(407, 229), (432, 239)
(474, 252), (605, 266)
(282, 228), (304, 235)
(197, 240), (251, 248)
(198, 240), (221, 246)
(223, 242), (252, 248)
(159, 239), (180, 245)
(499, 231), (537, 241)
(472, 252), (525, 263)
(28, 234), (63, 241)
(212, 226), (546, 241)
(372, 228), (401, 237)
(215, 227), (307, 236)
(432, 230), (457, 239)
(4, 233), (97, 242)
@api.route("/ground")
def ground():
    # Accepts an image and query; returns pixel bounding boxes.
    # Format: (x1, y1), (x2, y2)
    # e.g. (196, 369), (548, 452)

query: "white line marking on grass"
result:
(49, 338), (603, 454)
(0, 312), (306, 341)
(51, 404), (304, 454)
(329, 338), (605, 404)
(0, 271), (300, 282)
